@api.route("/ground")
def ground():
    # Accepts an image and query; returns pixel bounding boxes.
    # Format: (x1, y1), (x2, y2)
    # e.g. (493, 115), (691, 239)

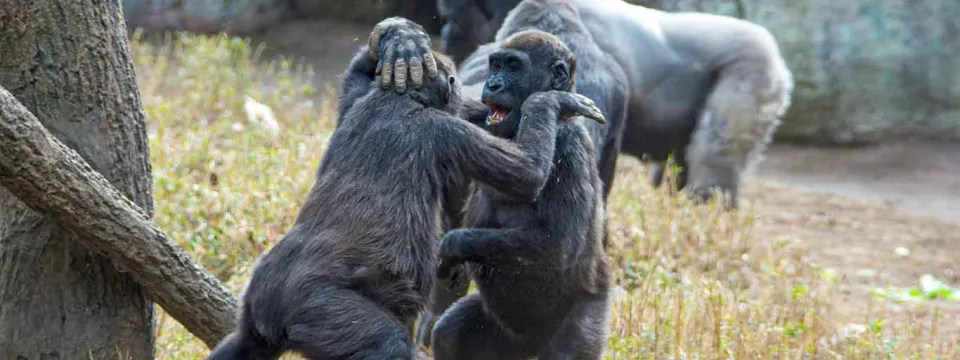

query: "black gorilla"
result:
(416, 0), (628, 348)
(438, 0), (794, 208)
(459, 0), (629, 203)
(206, 17), (605, 360)
(430, 29), (611, 360)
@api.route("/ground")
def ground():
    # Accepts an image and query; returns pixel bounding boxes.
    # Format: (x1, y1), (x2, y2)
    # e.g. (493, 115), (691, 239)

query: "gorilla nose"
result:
(485, 79), (504, 93)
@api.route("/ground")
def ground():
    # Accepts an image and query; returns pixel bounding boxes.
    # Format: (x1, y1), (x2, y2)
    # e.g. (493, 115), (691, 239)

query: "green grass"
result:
(133, 32), (959, 359)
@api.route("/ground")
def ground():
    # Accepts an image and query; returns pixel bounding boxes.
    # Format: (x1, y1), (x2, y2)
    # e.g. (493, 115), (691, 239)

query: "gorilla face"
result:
(480, 46), (570, 139)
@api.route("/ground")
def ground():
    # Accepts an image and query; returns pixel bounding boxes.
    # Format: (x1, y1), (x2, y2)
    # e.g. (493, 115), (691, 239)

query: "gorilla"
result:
(415, 0), (629, 348)
(430, 29), (611, 360)
(206, 17), (605, 360)
(438, 0), (794, 208)
(460, 0), (629, 203)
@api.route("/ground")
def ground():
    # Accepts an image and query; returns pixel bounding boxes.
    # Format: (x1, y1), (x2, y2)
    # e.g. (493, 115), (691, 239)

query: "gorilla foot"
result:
(687, 186), (737, 210)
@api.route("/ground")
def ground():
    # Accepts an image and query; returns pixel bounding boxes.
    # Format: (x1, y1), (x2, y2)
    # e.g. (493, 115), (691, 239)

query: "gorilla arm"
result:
(436, 92), (606, 274)
(436, 228), (542, 279)
(431, 111), (555, 203)
(336, 46), (379, 123)
(459, 96), (490, 126)
(434, 91), (605, 203)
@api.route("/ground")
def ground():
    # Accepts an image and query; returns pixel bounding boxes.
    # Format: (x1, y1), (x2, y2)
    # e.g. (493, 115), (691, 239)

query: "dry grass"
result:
(133, 32), (959, 359)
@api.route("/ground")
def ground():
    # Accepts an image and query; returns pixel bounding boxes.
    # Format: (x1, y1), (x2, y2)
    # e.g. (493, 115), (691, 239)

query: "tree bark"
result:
(0, 0), (231, 358)
(0, 84), (239, 354)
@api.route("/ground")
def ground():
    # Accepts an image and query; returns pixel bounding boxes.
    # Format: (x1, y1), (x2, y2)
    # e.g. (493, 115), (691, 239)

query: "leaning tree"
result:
(0, 1), (236, 358)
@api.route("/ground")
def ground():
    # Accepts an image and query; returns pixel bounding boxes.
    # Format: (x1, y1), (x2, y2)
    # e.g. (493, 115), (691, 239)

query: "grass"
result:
(133, 32), (959, 359)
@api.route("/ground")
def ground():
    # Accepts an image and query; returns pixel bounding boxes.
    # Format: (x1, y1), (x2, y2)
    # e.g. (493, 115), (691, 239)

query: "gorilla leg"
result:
(673, 147), (689, 192)
(649, 150), (687, 194)
(431, 294), (523, 360)
(286, 287), (413, 360)
(208, 302), (284, 360)
(648, 158), (667, 189)
(416, 267), (469, 348)
(596, 140), (622, 249)
(596, 138), (622, 201)
(684, 109), (741, 208)
(537, 297), (610, 360)
(207, 330), (283, 360)
(684, 62), (784, 209)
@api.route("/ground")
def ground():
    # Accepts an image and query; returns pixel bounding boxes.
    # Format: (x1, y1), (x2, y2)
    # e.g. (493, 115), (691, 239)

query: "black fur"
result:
(417, 0), (627, 348)
(438, 0), (795, 209)
(207, 28), (576, 359)
(438, 0), (526, 63)
(475, 0), (629, 203)
(428, 31), (611, 359)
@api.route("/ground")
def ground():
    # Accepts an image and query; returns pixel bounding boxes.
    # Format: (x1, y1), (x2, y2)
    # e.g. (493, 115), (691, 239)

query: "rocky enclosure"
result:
(121, 0), (960, 145)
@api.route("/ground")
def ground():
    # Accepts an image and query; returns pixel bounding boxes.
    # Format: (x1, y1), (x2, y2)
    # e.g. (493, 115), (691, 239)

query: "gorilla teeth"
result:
(488, 109), (508, 124)
(487, 106), (509, 124)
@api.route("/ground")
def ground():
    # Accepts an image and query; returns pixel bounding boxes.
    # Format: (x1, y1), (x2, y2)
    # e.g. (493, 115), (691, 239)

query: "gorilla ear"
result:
(444, 75), (456, 104)
(551, 60), (571, 91)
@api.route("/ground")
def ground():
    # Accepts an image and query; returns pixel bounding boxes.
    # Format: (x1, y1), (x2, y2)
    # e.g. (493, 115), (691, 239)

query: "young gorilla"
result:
(466, 0), (629, 204)
(206, 17), (606, 360)
(430, 30), (611, 360)
(416, 0), (629, 348)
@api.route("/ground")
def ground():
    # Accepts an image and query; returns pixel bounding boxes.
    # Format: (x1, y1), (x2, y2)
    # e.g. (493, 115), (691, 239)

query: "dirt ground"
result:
(248, 19), (960, 328)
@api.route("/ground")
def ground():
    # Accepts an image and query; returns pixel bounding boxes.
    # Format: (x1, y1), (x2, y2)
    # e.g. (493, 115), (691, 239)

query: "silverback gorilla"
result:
(438, 0), (794, 208)
(206, 17), (606, 360)
(430, 29), (611, 360)
(416, 0), (629, 348)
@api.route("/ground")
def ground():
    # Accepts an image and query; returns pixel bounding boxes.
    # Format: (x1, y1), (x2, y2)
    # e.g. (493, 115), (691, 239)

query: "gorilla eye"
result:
(489, 56), (502, 71)
(506, 58), (522, 71)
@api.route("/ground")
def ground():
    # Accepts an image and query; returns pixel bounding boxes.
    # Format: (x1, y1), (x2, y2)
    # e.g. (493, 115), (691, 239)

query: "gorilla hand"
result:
(436, 229), (469, 289)
(368, 17), (439, 93)
(525, 91), (607, 124)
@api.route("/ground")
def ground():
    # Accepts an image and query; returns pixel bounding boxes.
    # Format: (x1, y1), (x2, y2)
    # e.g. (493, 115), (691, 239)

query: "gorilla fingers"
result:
(369, 17), (440, 93)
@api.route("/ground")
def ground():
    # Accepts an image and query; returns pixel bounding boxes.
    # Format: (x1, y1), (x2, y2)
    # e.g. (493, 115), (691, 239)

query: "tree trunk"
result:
(0, 1), (156, 358)
(0, 85), (238, 353)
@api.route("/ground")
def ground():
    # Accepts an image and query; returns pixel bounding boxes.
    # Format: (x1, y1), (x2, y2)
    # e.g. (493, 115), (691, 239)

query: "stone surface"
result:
(122, 0), (443, 35)
(120, 0), (960, 144)
(654, 0), (960, 144)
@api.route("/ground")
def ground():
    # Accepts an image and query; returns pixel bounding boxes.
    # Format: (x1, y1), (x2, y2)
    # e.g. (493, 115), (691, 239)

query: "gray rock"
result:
(653, 0), (960, 144)
(122, 0), (443, 35)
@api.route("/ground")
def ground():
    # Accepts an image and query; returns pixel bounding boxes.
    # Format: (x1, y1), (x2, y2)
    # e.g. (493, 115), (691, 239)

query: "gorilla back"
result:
(207, 18), (575, 360)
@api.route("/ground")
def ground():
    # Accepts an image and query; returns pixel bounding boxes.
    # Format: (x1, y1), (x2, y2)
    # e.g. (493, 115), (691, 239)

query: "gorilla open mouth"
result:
(484, 101), (511, 125)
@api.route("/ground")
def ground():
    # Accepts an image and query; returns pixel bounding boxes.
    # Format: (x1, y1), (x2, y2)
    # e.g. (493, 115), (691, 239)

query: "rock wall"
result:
(123, 0), (442, 35)
(121, 0), (960, 144)
(654, 0), (960, 144)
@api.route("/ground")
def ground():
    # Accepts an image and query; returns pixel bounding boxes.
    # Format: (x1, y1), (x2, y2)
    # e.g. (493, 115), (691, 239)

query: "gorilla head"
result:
(480, 30), (579, 138)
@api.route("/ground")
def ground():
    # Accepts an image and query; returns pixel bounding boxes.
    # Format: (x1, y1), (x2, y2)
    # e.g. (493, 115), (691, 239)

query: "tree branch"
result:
(0, 86), (237, 349)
